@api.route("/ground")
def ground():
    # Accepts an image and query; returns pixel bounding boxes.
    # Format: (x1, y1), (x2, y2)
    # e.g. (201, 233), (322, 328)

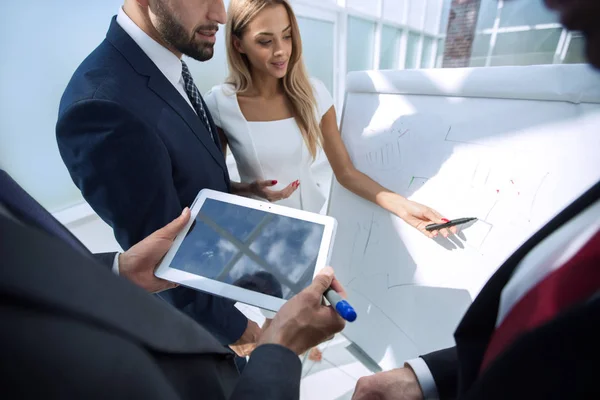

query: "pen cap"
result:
(335, 300), (357, 322)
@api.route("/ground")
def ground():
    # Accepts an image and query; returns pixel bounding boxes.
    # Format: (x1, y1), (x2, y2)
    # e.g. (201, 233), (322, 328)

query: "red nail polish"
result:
(441, 218), (450, 223)
(272, 180), (277, 185)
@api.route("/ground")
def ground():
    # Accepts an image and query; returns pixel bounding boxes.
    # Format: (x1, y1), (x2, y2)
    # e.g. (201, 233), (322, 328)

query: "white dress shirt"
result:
(406, 197), (600, 399)
(116, 7), (197, 114)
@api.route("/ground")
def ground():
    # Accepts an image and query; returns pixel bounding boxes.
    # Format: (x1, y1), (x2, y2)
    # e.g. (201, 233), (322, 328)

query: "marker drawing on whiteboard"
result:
(485, 197), (500, 220)
(364, 213), (375, 255)
(408, 176), (429, 190)
(444, 126), (452, 140)
(443, 125), (493, 146)
(471, 163), (479, 187)
(349, 223), (363, 276)
(360, 138), (402, 171)
(529, 172), (550, 221)
(398, 128), (409, 138)
(350, 289), (417, 348)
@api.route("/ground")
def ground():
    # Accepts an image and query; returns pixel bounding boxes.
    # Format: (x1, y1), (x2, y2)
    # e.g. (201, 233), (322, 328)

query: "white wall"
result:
(0, 0), (123, 212)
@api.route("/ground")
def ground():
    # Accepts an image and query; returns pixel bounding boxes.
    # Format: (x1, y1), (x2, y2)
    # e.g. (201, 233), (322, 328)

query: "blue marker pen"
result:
(325, 289), (357, 322)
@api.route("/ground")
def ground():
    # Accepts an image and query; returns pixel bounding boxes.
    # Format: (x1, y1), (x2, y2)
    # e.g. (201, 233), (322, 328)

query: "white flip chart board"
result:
(328, 65), (600, 370)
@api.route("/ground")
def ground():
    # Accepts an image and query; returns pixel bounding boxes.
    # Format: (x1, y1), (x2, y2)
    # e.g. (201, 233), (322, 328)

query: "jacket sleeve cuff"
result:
(112, 253), (120, 275)
(405, 358), (439, 399)
(420, 347), (458, 400)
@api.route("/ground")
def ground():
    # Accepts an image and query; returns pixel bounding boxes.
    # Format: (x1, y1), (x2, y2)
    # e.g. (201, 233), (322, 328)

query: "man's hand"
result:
(118, 208), (191, 293)
(258, 267), (346, 355)
(229, 320), (261, 357)
(352, 367), (424, 400)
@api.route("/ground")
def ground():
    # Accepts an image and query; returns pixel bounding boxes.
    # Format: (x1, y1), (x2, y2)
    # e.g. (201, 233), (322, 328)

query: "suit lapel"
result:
(202, 94), (232, 187)
(202, 94), (225, 153)
(0, 215), (230, 357)
(105, 17), (228, 175)
(146, 75), (228, 173)
(454, 180), (600, 393)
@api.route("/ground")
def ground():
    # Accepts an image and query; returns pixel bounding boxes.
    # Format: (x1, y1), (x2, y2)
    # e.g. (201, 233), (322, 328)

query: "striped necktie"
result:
(181, 60), (214, 141)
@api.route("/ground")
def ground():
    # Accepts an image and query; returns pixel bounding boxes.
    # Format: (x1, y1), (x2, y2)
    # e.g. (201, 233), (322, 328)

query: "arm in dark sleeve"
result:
(56, 99), (181, 250)
(421, 347), (459, 400)
(230, 344), (302, 400)
(56, 99), (248, 344)
(93, 252), (118, 270)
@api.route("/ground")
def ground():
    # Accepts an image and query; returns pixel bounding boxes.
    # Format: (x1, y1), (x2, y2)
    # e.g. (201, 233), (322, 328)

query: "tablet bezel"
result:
(155, 188), (337, 312)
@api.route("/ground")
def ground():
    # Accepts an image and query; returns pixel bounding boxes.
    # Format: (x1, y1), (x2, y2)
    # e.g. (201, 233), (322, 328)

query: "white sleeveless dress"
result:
(204, 78), (333, 214)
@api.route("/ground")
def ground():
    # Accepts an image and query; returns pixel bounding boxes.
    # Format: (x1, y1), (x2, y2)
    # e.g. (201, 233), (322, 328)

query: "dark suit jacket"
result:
(422, 180), (600, 399)
(0, 214), (302, 399)
(55, 17), (246, 343)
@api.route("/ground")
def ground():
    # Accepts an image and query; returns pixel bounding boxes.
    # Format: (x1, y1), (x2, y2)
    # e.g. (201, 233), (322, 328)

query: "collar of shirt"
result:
(116, 7), (182, 89)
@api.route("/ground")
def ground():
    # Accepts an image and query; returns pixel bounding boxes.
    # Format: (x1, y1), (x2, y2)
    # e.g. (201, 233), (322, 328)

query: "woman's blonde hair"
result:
(225, 0), (322, 160)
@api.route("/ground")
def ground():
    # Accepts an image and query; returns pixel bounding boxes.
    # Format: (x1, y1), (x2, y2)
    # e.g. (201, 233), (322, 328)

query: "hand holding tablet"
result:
(151, 189), (354, 355)
(155, 189), (339, 312)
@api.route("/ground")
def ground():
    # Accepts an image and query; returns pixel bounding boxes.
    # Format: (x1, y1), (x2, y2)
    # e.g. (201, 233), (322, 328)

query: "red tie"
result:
(480, 229), (600, 373)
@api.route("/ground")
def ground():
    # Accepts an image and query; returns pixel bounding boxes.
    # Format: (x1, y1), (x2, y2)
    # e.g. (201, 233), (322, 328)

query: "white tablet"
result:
(155, 189), (337, 312)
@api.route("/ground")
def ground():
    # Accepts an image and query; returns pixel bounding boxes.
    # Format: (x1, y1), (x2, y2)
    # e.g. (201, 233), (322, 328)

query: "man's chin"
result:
(182, 46), (214, 62)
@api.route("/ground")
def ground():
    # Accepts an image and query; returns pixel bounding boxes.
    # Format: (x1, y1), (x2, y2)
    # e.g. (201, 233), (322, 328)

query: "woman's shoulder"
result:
(309, 77), (328, 94)
(204, 83), (239, 127)
(204, 83), (237, 100)
(204, 83), (238, 116)
(308, 77), (334, 117)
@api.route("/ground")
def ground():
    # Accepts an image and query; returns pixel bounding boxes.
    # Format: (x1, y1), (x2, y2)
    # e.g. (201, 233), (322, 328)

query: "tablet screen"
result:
(170, 198), (325, 300)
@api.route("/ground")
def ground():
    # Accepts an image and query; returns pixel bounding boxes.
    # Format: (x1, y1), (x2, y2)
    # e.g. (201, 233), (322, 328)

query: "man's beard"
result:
(152, 0), (216, 61)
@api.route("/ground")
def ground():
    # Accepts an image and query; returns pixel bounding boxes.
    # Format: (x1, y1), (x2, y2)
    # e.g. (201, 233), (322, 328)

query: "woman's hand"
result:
(250, 179), (299, 202)
(393, 197), (457, 238)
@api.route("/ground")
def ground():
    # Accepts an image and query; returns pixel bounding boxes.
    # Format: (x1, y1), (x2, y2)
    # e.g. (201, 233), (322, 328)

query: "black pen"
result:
(425, 217), (477, 231)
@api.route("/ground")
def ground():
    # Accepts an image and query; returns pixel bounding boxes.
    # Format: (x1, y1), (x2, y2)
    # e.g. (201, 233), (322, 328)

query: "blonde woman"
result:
(205, 0), (455, 360)
(206, 0), (453, 236)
